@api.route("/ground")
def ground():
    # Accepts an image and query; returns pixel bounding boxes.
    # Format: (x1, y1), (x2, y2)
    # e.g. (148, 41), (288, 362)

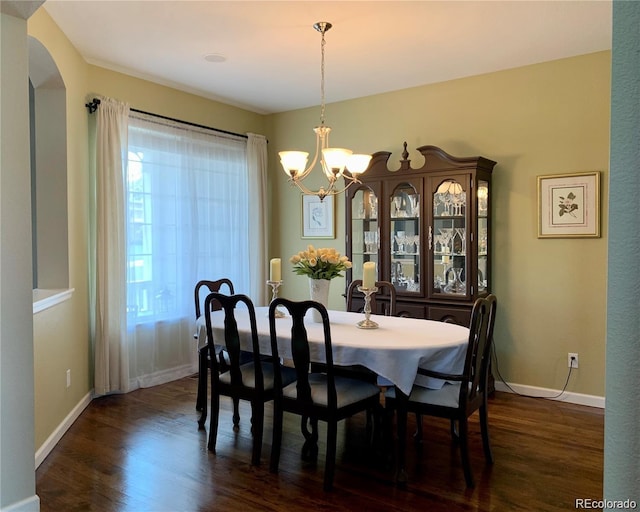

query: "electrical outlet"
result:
(568, 353), (579, 369)
(66, 369), (71, 388)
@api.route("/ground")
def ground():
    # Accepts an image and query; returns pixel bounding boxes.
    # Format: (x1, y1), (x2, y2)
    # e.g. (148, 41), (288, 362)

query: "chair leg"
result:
(394, 395), (409, 485)
(207, 392), (220, 453)
(324, 420), (338, 492)
(250, 401), (264, 466)
(270, 404), (283, 473)
(458, 417), (474, 488)
(479, 403), (494, 464)
(197, 349), (208, 429)
(300, 416), (319, 462)
(450, 419), (459, 440)
(196, 348), (209, 430)
(414, 413), (423, 443)
(232, 397), (240, 430)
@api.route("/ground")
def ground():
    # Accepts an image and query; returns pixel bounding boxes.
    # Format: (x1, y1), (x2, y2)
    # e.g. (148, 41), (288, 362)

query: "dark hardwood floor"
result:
(36, 375), (604, 512)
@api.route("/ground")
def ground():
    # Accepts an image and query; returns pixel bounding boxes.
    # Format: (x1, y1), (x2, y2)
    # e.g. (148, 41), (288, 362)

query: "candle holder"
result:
(267, 280), (285, 318)
(356, 285), (379, 329)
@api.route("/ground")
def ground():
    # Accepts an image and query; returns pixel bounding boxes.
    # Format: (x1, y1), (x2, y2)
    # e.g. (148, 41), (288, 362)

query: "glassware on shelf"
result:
(453, 227), (466, 255)
(369, 195), (378, 219)
(394, 231), (406, 254)
(406, 279), (419, 292)
(412, 234), (420, 254)
(433, 193), (442, 216)
(408, 194), (419, 217)
(443, 267), (466, 294)
(441, 193), (452, 216)
(438, 228), (453, 254)
(364, 231), (378, 254)
(393, 196), (403, 217)
(451, 191), (466, 216)
(478, 268), (487, 292)
(479, 228), (488, 254)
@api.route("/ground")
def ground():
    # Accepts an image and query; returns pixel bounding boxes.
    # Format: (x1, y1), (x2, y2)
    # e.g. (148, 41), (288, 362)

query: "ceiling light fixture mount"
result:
(279, 21), (371, 201)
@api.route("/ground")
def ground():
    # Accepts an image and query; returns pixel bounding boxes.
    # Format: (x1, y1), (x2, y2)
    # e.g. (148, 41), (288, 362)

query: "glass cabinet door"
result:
(432, 178), (468, 297)
(390, 183), (420, 292)
(351, 187), (379, 283)
(477, 180), (489, 292)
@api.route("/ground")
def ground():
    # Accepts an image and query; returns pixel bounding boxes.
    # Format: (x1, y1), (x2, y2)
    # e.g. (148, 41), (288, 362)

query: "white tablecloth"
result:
(196, 307), (469, 396)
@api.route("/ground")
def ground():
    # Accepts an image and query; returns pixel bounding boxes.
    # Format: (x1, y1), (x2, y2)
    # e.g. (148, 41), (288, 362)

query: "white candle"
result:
(270, 258), (281, 282)
(362, 261), (376, 289)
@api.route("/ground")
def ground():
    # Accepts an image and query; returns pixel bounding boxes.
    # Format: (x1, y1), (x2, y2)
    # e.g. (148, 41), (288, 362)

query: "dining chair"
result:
(385, 294), (497, 488)
(346, 279), (397, 316)
(203, 292), (296, 465)
(268, 298), (381, 491)
(194, 278), (236, 428)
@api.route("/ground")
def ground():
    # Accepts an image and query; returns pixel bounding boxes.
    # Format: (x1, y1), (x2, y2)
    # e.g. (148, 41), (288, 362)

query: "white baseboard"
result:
(1, 495), (40, 512)
(494, 380), (605, 408)
(35, 391), (92, 468)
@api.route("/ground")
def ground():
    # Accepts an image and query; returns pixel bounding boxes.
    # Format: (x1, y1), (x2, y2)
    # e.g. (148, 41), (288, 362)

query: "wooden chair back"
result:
(459, 294), (496, 409)
(194, 278), (234, 318)
(269, 298), (337, 411)
(204, 292), (263, 389)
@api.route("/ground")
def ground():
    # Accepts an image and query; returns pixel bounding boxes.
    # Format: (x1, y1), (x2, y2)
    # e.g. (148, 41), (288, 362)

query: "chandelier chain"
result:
(320, 27), (326, 126)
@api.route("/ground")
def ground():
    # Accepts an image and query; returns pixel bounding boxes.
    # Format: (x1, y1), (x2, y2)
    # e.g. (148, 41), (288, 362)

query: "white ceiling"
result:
(43, 1), (612, 115)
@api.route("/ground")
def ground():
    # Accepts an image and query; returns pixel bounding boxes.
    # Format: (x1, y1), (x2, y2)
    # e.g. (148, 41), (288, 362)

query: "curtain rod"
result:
(84, 98), (248, 140)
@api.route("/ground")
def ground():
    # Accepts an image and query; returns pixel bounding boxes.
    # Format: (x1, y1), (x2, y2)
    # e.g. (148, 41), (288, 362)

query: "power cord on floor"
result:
(491, 344), (574, 400)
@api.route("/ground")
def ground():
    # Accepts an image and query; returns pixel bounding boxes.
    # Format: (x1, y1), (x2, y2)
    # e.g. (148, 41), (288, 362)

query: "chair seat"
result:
(386, 382), (462, 408)
(282, 373), (380, 408)
(220, 362), (296, 390)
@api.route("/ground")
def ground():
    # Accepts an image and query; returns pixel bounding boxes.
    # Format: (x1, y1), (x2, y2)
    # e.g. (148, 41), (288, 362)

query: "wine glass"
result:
(433, 193), (443, 216)
(408, 194), (419, 217)
(438, 228), (453, 254)
(412, 234), (420, 254)
(395, 231), (406, 254)
(393, 196), (403, 217)
(364, 231), (373, 253)
(369, 195), (378, 219)
(443, 193), (454, 216)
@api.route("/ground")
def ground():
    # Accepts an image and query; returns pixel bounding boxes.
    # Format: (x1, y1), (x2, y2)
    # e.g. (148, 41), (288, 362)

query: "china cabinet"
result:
(345, 143), (496, 326)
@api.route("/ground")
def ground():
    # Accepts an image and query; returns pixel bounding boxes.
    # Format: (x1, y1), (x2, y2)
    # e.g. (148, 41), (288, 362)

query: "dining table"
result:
(196, 306), (470, 481)
(196, 306), (469, 397)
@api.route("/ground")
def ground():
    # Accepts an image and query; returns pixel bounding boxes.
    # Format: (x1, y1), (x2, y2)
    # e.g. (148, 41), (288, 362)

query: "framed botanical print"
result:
(537, 171), (600, 238)
(302, 194), (335, 239)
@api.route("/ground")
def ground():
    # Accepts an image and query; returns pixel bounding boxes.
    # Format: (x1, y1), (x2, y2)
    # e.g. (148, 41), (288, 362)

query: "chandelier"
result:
(279, 22), (371, 200)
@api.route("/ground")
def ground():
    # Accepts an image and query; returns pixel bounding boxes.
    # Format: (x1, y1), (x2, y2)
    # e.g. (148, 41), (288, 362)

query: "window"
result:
(125, 113), (250, 325)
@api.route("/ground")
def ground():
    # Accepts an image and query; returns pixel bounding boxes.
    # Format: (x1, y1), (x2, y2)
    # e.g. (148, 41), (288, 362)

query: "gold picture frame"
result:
(537, 171), (600, 238)
(302, 194), (335, 239)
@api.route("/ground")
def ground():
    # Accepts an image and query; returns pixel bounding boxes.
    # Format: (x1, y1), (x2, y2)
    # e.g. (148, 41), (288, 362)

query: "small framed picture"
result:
(537, 171), (600, 238)
(302, 194), (335, 239)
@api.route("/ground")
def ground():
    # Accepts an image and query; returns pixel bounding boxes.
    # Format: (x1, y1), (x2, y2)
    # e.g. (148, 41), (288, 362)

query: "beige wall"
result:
(28, 5), (608, 454)
(29, 7), (91, 451)
(28, 8), (266, 449)
(269, 51), (610, 397)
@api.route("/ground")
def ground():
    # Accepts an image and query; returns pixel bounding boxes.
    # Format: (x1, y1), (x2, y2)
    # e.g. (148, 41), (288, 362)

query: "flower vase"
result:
(308, 278), (331, 322)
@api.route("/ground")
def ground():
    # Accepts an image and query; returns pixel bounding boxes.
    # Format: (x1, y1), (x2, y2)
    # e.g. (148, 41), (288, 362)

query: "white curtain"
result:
(247, 133), (268, 305)
(93, 97), (130, 395)
(125, 112), (253, 390)
(92, 101), (267, 394)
